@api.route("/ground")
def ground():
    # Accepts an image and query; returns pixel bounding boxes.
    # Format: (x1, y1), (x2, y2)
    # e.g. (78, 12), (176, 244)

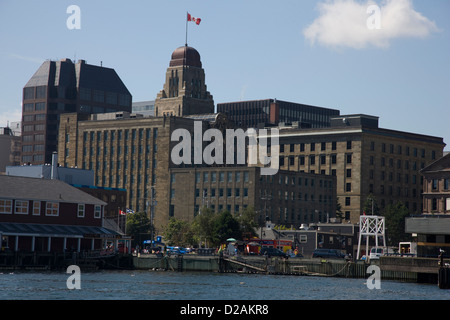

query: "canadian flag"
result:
(119, 210), (126, 215)
(187, 13), (201, 25)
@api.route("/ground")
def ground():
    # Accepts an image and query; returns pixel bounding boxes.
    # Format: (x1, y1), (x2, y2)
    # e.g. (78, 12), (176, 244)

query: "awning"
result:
(0, 222), (121, 238)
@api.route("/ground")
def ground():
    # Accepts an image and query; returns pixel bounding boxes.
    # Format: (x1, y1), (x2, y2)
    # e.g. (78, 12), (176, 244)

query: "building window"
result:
(14, 200), (29, 214)
(77, 204), (85, 217)
(345, 197), (351, 206)
(0, 199), (12, 214)
(94, 205), (102, 218)
(347, 141), (352, 150)
(33, 201), (41, 215)
(46, 202), (59, 216)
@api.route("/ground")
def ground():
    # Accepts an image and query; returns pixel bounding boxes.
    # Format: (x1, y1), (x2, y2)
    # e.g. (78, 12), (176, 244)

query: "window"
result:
(77, 204), (85, 217)
(46, 202), (59, 216)
(15, 200), (29, 214)
(0, 199), (12, 214)
(94, 205), (102, 218)
(345, 197), (351, 206)
(347, 140), (352, 150)
(33, 201), (41, 215)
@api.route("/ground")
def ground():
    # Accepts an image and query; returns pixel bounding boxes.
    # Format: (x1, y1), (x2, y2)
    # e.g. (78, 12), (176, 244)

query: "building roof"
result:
(169, 46), (202, 68)
(420, 152), (450, 174)
(0, 175), (106, 206)
(0, 222), (120, 237)
(24, 59), (131, 96)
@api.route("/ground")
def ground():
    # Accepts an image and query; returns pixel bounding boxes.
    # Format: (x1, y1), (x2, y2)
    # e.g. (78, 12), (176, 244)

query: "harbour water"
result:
(0, 269), (449, 300)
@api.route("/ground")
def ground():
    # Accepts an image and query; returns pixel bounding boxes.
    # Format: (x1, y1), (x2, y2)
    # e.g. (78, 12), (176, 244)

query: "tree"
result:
(126, 211), (152, 247)
(213, 211), (241, 246)
(163, 217), (194, 247)
(191, 207), (216, 247)
(236, 206), (258, 238)
(384, 202), (412, 246)
(336, 198), (344, 220)
(363, 194), (380, 216)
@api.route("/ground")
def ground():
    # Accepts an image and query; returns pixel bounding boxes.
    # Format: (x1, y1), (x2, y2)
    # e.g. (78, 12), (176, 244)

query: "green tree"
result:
(213, 211), (241, 246)
(191, 207), (216, 247)
(363, 194), (380, 216)
(336, 198), (344, 220)
(236, 206), (258, 238)
(163, 217), (194, 247)
(126, 211), (152, 247)
(384, 202), (412, 246)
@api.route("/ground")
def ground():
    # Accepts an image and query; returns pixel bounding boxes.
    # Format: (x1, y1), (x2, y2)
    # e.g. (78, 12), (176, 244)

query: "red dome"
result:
(169, 46), (202, 68)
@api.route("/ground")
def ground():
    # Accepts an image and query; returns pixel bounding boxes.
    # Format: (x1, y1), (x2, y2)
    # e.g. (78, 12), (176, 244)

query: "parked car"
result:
(369, 247), (385, 260)
(259, 247), (289, 258)
(312, 248), (346, 259)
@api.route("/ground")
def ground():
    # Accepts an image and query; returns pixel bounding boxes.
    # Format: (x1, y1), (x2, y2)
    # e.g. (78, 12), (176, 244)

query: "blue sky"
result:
(1, 0), (449, 150)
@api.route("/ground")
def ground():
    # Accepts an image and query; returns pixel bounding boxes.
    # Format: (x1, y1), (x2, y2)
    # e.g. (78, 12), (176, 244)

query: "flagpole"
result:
(185, 12), (188, 46)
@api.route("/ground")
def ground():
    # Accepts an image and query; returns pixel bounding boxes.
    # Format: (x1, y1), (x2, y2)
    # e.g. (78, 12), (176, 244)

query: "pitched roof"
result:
(0, 175), (106, 206)
(420, 153), (450, 174)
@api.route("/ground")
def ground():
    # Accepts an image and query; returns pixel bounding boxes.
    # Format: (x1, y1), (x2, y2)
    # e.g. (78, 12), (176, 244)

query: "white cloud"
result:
(303, 0), (439, 49)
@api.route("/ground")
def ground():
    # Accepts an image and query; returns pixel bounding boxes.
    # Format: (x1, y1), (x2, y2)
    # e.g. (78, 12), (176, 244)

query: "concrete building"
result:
(169, 166), (336, 229)
(217, 99), (340, 128)
(275, 114), (445, 224)
(0, 127), (21, 172)
(406, 153), (450, 257)
(21, 58), (132, 165)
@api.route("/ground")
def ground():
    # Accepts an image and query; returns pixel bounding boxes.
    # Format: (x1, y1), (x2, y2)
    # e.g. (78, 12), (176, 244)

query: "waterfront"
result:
(0, 270), (449, 300)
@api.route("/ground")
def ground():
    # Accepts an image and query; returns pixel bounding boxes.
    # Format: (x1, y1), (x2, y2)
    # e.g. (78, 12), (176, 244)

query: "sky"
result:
(0, 0), (449, 150)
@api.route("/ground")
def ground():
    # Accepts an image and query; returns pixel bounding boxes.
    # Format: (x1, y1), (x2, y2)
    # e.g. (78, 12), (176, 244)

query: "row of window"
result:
(192, 171), (250, 184)
(280, 154), (353, 166)
(430, 178), (450, 191)
(280, 141), (436, 160)
(190, 187), (250, 199)
(0, 199), (101, 218)
(262, 174), (333, 188)
(83, 128), (158, 142)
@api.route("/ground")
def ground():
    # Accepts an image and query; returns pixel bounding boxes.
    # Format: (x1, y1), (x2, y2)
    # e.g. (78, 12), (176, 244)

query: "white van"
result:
(369, 247), (385, 259)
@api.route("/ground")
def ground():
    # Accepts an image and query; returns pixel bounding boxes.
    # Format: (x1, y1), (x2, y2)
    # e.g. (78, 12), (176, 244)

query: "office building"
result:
(169, 166), (336, 229)
(217, 99), (340, 128)
(21, 58), (132, 165)
(276, 114), (445, 224)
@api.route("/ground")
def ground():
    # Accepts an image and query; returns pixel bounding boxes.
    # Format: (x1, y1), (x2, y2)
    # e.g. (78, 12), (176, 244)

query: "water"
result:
(0, 270), (449, 301)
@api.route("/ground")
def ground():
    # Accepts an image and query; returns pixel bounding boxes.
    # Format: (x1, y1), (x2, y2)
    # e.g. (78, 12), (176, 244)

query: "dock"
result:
(133, 253), (449, 286)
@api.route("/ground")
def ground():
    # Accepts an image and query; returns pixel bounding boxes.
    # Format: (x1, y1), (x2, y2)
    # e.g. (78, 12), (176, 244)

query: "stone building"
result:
(406, 153), (450, 257)
(154, 46), (214, 117)
(276, 114), (445, 224)
(168, 166), (336, 229)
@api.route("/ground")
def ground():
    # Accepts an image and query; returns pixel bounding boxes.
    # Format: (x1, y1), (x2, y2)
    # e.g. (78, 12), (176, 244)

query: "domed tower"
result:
(155, 45), (214, 117)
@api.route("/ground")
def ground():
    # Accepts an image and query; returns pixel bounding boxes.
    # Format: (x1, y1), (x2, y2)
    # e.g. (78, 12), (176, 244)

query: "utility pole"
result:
(260, 190), (272, 239)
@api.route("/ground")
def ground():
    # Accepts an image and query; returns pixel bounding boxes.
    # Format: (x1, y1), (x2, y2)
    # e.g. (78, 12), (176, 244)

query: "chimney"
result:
(51, 152), (58, 180)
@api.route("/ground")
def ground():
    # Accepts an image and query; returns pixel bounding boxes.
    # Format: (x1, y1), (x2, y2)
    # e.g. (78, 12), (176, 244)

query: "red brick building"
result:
(0, 175), (123, 253)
